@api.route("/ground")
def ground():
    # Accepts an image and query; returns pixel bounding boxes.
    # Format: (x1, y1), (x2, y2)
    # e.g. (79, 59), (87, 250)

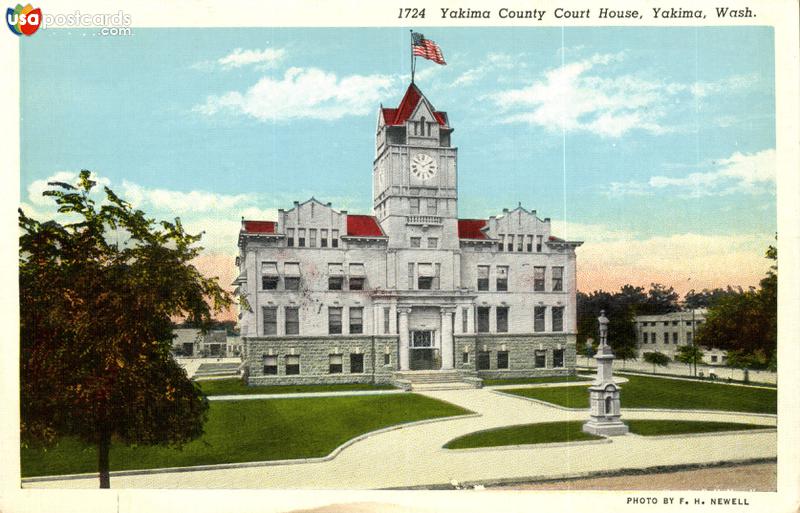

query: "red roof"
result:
(382, 83), (447, 126)
(346, 215), (385, 237)
(458, 219), (488, 240)
(242, 220), (276, 234)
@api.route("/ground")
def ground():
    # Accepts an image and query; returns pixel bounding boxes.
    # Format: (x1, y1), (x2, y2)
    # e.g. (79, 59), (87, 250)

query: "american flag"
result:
(412, 32), (446, 65)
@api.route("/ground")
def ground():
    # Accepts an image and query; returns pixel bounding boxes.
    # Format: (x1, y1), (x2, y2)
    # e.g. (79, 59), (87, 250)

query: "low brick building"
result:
(635, 310), (727, 365)
(235, 83), (582, 386)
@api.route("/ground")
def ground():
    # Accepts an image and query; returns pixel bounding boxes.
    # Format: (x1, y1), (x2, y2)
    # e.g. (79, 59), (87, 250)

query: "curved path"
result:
(25, 388), (776, 489)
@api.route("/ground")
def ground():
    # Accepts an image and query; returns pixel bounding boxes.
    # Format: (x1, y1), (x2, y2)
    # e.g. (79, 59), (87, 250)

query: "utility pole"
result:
(692, 307), (697, 377)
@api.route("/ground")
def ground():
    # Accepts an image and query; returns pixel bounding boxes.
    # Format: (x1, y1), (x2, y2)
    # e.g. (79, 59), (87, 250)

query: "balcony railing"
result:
(407, 215), (442, 225)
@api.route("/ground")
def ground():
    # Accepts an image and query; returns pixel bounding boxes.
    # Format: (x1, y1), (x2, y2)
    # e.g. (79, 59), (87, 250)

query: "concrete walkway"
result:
(25, 387), (776, 489)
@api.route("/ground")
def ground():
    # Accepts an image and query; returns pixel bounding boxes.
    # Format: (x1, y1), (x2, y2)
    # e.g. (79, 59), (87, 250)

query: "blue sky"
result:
(19, 27), (776, 295)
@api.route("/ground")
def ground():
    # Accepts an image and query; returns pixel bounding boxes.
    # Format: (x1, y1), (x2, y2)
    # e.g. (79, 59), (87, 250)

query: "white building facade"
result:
(635, 310), (728, 365)
(235, 84), (583, 385)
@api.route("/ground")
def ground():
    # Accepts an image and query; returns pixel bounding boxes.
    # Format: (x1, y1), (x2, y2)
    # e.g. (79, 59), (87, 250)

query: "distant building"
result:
(172, 328), (229, 357)
(635, 310), (727, 365)
(234, 83), (583, 386)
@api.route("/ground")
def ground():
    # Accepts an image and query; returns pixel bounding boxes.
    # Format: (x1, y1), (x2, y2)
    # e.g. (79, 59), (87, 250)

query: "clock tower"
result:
(373, 83), (459, 250)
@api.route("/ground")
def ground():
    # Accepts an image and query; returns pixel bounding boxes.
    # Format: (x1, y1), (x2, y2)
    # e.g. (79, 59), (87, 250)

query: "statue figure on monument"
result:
(583, 310), (629, 436)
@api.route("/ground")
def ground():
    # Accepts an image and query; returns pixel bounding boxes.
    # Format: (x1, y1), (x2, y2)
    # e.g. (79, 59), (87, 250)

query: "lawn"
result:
(482, 375), (592, 386)
(21, 394), (470, 477)
(444, 421), (601, 449)
(444, 420), (770, 450)
(503, 374), (777, 414)
(196, 378), (396, 396)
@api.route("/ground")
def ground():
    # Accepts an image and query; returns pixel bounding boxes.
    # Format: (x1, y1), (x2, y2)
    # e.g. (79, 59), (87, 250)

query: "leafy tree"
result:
(675, 344), (704, 373)
(696, 244), (777, 367)
(683, 286), (743, 309)
(639, 283), (680, 315)
(643, 351), (670, 373)
(19, 171), (231, 488)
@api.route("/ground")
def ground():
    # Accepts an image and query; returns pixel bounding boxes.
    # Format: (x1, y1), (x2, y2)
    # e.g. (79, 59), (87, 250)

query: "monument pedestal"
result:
(582, 313), (629, 436)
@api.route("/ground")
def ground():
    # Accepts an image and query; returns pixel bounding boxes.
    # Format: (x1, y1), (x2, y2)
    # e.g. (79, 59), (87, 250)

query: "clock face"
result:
(410, 153), (437, 180)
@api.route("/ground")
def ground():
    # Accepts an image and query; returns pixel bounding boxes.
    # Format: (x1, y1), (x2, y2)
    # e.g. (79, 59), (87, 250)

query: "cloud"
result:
(27, 170), (111, 206)
(452, 52), (515, 87)
(193, 67), (397, 122)
(120, 180), (256, 214)
(608, 149), (775, 197)
(489, 52), (755, 138)
(192, 46), (287, 71)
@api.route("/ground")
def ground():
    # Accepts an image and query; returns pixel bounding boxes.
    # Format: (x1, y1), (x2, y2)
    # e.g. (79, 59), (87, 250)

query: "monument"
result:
(583, 310), (629, 436)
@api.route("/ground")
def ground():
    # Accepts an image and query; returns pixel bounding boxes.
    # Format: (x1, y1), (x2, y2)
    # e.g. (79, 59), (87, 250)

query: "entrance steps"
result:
(392, 370), (483, 391)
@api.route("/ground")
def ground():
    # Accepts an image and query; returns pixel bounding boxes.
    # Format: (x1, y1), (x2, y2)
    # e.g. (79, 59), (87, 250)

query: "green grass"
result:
(503, 374), (777, 414)
(444, 421), (601, 449)
(626, 420), (770, 436)
(21, 394), (470, 478)
(196, 378), (397, 396)
(482, 375), (592, 386)
(444, 420), (771, 450)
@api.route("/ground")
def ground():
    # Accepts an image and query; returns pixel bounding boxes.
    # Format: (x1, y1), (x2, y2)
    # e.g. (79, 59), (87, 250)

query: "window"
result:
(285, 355), (300, 375)
(383, 307), (390, 334)
(507, 234), (514, 252)
(321, 229), (328, 247)
(477, 265), (489, 291)
(533, 267), (546, 291)
(526, 235), (533, 252)
(434, 263), (441, 290)
(477, 307), (490, 333)
(412, 331), (433, 347)
(329, 307), (342, 334)
(298, 228), (306, 247)
(410, 198), (420, 214)
(711, 355), (718, 363)
(309, 228), (317, 248)
(687, 332), (693, 343)
(349, 263), (366, 290)
(408, 263), (415, 290)
(498, 234), (504, 252)
(663, 321), (669, 326)
(261, 262), (279, 290)
(663, 332), (669, 344)
(417, 263), (434, 289)
(384, 353), (391, 365)
(427, 198), (437, 215)
(463, 351), (469, 364)
(329, 354), (343, 374)
(552, 267), (564, 292)
(427, 237), (438, 249)
(496, 266), (508, 291)
(496, 307), (509, 333)
(672, 320), (679, 326)
(350, 353), (364, 373)
(552, 306), (564, 332)
(462, 307), (468, 333)
(328, 263), (344, 290)
(516, 235), (523, 252)
(685, 320), (692, 326)
(673, 332), (678, 344)
(262, 307), (277, 335)
(331, 229), (339, 248)
(650, 332), (656, 343)
(285, 307), (299, 335)
(284, 262), (301, 290)
(497, 351), (509, 369)
(536, 235), (543, 252)
(534, 306), (546, 332)
(534, 350), (546, 368)
(287, 228), (295, 247)
(349, 307), (363, 334)
(477, 351), (490, 370)
(263, 355), (277, 375)
(553, 349), (565, 368)
(410, 237), (421, 248)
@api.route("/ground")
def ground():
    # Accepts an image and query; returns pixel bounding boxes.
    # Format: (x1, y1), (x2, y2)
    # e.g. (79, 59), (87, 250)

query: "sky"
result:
(19, 27), (776, 318)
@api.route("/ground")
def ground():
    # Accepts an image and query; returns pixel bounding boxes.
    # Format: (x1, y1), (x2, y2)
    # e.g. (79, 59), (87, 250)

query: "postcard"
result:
(2, 1), (798, 512)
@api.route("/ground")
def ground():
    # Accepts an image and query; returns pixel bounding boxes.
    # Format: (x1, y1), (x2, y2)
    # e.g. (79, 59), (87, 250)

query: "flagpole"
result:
(410, 29), (415, 83)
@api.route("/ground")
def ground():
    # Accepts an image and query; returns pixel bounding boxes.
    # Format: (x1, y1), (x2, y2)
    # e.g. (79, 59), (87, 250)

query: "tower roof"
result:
(381, 83), (448, 126)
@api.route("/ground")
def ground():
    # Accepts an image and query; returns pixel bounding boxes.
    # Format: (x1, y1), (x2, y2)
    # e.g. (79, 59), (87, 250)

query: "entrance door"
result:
(410, 331), (439, 370)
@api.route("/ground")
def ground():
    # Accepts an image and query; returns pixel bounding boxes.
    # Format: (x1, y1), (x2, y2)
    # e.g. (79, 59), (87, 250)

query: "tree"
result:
(683, 286), (743, 309)
(696, 244), (777, 367)
(675, 344), (704, 374)
(19, 171), (231, 488)
(643, 351), (670, 373)
(640, 283), (680, 315)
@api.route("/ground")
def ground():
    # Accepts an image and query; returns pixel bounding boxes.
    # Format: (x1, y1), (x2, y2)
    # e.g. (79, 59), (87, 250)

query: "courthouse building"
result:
(234, 83), (583, 386)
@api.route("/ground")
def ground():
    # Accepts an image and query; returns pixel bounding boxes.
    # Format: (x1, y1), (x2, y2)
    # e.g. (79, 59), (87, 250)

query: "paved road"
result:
(25, 388), (776, 489)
